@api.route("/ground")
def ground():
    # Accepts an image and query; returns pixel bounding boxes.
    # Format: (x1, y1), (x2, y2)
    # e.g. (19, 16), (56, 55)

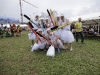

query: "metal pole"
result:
(19, 0), (23, 23)
(22, 0), (38, 8)
(98, 24), (100, 34)
(98, 16), (100, 34)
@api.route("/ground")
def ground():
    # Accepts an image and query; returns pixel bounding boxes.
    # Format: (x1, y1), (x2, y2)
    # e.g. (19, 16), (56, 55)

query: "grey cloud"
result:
(0, 0), (20, 19)
(63, 9), (75, 18)
(77, 0), (100, 16)
(0, 0), (100, 22)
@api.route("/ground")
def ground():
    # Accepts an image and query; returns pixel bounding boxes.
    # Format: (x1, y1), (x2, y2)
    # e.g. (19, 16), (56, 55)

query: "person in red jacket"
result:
(10, 24), (14, 36)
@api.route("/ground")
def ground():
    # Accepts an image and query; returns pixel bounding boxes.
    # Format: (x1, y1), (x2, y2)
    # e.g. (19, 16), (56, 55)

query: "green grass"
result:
(0, 31), (100, 75)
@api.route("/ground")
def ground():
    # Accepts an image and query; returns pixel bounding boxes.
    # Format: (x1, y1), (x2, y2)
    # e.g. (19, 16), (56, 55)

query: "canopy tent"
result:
(82, 16), (100, 25)
(72, 16), (100, 26)
(0, 16), (19, 24)
(81, 16), (100, 34)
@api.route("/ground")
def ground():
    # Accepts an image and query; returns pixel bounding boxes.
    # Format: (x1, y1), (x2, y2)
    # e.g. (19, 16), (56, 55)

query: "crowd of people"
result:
(0, 23), (22, 38)
(28, 14), (85, 52)
(82, 25), (99, 36)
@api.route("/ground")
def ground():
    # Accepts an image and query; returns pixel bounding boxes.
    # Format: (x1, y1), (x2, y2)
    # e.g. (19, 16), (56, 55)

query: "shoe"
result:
(44, 49), (46, 51)
(63, 46), (67, 50)
(76, 42), (79, 44)
(82, 42), (86, 44)
(70, 48), (73, 51)
(63, 47), (66, 50)
(65, 46), (68, 49)
(58, 49), (60, 53)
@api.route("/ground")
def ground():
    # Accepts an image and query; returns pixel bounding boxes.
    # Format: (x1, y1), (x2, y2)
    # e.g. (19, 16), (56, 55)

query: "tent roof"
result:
(82, 19), (100, 25)
(73, 16), (100, 26)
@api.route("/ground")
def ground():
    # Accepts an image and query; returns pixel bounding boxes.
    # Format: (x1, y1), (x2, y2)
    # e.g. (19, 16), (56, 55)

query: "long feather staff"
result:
(28, 22), (50, 43)
(50, 26), (58, 30)
(36, 31), (52, 44)
(24, 17), (47, 41)
(51, 22), (72, 32)
(47, 9), (55, 26)
(41, 22), (45, 32)
(28, 22), (44, 38)
(27, 22), (42, 42)
(36, 32), (49, 41)
(50, 9), (57, 26)
(24, 14), (38, 27)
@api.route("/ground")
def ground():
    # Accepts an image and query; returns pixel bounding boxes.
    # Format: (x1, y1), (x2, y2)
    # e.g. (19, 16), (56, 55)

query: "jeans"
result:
(76, 32), (84, 43)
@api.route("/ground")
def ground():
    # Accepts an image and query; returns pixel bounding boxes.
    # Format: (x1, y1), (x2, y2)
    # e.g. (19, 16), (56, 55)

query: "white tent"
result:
(82, 17), (100, 34)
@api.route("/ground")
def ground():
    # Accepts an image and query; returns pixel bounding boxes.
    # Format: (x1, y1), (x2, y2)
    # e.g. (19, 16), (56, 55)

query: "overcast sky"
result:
(0, 0), (100, 22)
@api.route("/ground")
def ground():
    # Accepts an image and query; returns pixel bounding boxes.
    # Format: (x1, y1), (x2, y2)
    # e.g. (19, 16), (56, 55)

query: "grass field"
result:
(0, 31), (100, 75)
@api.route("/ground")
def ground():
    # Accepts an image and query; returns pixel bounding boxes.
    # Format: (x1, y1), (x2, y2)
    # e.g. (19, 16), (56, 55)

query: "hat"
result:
(40, 17), (44, 20)
(37, 28), (42, 32)
(35, 14), (39, 17)
(46, 28), (51, 31)
(45, 18), (49, 20)
(61, 14), (64, 16)
(56, 15), (60, 17)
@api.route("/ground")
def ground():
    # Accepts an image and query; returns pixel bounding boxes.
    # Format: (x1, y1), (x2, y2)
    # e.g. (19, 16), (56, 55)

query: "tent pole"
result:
(98, 23), (100, 34)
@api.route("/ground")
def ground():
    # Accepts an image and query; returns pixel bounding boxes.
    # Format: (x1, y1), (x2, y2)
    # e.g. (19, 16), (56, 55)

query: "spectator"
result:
(71, 24), (76, 34)
(88, 27), (94, 35)
(6, 28), (11, 37)
(10, 24), (14, 36)
(1, 23), (4, 30)
(75, 18), (85, 44)
(0, 28), (3, 38)
(0, 24), (6, 38)
(13, 24), (17, 37)
(94, 27), (98, 35)
(16, 25), (22, 36)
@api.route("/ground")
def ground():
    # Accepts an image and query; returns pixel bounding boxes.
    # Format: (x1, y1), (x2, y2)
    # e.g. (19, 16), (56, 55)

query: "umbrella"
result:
(0, 16), (19, 23)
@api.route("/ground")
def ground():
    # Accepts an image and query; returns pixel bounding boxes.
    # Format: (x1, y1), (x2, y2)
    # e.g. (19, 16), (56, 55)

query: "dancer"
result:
(36, 29), (47, 51)
(28, 15), (39, 47)
(46, 28), (64, 52)
(55, 15), (62, 39)
(61, 19), (74, 51)
(60, 14), (67, 49)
